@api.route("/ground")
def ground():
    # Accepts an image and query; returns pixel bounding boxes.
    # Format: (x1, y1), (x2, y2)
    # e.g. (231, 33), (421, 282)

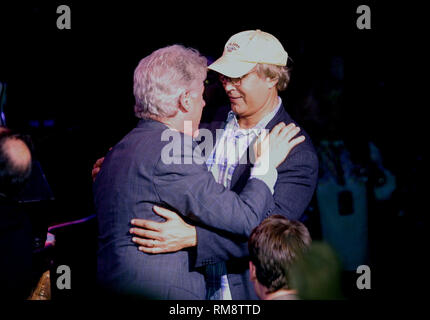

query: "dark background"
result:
(0, 1), (426, 300)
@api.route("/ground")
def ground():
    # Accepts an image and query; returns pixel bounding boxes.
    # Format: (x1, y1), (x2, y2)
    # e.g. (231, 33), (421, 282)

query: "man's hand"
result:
(91, 148), (111, 182)
(130, 206), (197, 254)
(254, 122), (305, 169)
(91, 157), (105, 182)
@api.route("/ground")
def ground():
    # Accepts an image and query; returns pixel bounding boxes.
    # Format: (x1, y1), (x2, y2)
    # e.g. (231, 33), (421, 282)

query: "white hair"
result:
(133, 45), (207, 119)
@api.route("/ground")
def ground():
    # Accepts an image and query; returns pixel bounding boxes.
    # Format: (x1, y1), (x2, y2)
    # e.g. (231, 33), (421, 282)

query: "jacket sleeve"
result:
(152, 139), (275, 238)
(272, 149), (319, 220)
(193, 148), (319, 267)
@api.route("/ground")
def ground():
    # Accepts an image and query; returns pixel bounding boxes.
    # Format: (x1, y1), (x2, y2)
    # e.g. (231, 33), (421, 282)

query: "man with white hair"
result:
(128, 30), (319, 300)
(93, 44), (305, 299)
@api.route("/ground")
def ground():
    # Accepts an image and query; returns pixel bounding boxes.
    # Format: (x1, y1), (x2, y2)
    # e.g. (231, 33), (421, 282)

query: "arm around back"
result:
(153, 139), (275, 238)
(193, 145), (319, 267)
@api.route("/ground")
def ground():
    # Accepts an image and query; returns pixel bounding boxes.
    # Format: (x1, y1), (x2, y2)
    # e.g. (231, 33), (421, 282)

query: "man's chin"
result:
(192, 129), (200, 138)
(231, 103), (246, 116)
(183, 120), (200, 137)
(183, 127), (198, 138)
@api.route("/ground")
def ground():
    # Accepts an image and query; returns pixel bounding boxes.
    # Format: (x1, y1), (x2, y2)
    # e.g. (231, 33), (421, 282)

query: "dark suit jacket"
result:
(93, 118), (275, 299)
(0, 196), (33, 300)
(195, 104), (319, 299)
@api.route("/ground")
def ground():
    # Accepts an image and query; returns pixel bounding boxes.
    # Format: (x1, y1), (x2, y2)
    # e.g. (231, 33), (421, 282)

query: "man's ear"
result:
(266, 77), (278, 89)
(249, 261), (257, 282)
(179, 90), (191, 113)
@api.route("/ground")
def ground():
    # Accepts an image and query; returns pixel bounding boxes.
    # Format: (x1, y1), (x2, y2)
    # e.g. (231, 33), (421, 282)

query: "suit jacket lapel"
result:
(230, 104), (291, 190)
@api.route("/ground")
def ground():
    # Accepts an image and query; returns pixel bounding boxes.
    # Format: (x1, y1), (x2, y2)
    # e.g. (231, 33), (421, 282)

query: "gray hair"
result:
(133, 45), (207, 119)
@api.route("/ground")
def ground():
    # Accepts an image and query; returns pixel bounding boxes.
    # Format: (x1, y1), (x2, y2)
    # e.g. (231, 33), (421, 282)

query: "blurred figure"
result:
(294, 55), (395, 299)
(289, 241), (344, 300)
(0, 127), (32, 197)
(0, 127), (33, 299)
(248, 215), (311, 300)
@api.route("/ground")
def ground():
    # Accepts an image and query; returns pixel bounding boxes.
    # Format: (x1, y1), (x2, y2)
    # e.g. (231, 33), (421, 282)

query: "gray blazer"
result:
(93, 118), (275, 299)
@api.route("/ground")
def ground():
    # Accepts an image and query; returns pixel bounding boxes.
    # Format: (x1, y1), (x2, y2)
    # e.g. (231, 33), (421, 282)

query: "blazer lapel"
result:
(230, 104), (291, 190)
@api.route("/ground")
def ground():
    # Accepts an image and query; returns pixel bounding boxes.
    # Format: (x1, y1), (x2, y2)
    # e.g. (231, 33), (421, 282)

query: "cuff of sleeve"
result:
(250, 165), (278, 194)
(194, 226), (217, 268)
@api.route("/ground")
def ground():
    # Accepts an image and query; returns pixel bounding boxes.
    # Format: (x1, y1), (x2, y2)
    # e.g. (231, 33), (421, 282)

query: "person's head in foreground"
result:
(248, 214), (311, 300)
(133, 44), (207, 137)
(208, 29), (290, 128)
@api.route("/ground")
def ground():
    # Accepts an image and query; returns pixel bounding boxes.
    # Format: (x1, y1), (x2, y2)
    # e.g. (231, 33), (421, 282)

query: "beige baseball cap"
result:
(208, 29), (288, 78)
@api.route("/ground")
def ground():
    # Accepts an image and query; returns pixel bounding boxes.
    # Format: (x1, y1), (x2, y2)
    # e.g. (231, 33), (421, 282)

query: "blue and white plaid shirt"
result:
(204, 97), (282, 300)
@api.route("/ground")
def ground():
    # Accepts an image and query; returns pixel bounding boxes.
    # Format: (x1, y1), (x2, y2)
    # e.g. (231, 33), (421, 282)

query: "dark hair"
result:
(248, 215), (311, 292)
(0, 130), (32, 197)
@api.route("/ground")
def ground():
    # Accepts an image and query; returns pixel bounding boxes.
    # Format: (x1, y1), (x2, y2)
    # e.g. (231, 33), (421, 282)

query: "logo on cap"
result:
(226, 42), (240, 53)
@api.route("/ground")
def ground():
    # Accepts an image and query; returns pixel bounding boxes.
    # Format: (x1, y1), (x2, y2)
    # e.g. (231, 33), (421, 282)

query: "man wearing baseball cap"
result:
(209, 29), (288, 77)
(199, 29), (318, 300)
(121, 30), (319, 299)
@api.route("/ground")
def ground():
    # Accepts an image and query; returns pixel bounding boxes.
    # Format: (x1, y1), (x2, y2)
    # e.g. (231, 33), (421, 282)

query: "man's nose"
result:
(223, 82), (236, 92)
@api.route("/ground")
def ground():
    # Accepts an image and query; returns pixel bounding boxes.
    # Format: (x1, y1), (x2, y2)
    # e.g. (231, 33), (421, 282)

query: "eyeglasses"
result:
(218, 70), (256, 86)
